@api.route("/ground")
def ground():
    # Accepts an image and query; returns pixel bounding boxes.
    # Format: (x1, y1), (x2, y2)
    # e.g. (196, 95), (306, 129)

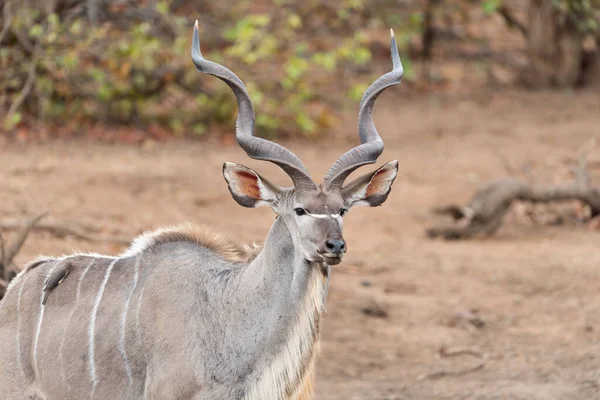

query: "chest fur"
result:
(244, 269), (325, 400)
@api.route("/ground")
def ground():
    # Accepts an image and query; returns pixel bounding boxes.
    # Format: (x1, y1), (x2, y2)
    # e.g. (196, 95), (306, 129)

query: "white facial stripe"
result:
(305, 212), (340, 220)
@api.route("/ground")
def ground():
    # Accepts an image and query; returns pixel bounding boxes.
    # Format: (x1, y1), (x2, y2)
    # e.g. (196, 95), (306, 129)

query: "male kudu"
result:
(0, 21), (403, 399)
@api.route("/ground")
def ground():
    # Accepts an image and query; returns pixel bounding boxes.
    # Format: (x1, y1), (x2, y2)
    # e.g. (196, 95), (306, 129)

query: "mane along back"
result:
(122, 223), (262, 263)
(3, 224), (262, 300)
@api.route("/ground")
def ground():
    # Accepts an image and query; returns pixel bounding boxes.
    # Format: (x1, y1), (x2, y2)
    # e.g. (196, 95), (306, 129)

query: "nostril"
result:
(324, 239), (346, 254)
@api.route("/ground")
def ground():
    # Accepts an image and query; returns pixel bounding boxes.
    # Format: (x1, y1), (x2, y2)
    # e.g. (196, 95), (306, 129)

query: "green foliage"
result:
(1, 0), (416, 138)
(217, 0), (379, 136)
(553, 0), (600, 33)
(482, 0), (503, 15)
(4, 112), (22, 131)
(1, 1), (201, 134)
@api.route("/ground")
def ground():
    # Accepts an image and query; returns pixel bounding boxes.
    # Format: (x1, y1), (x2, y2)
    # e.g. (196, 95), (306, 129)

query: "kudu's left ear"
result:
(341, 160), (398, 208)
(223, 162), (281, 208)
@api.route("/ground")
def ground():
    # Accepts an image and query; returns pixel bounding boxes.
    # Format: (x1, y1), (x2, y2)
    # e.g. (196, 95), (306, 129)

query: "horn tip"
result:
(192, 20), (203, 60)
(389, 28), (402, 72)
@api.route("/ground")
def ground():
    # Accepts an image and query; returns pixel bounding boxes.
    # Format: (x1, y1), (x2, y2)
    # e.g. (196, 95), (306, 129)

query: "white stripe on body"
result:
(89, 258), (119, 397)
(60, 259), (96, 386)
(33, 261), (65, 379)
(15, 273), (31, 377)
(134, 284), (146, 352)
(119, 255), (140, 385)
(32, 299), (45, 379)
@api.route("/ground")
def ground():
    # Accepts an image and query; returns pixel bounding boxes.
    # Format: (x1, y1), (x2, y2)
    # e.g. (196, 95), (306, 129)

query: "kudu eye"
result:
(339, 208), (348, 217)
(294, 208), (307, 216)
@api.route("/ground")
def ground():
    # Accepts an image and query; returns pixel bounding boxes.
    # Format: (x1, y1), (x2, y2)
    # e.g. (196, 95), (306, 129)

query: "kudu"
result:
(0, 22), (403, 399)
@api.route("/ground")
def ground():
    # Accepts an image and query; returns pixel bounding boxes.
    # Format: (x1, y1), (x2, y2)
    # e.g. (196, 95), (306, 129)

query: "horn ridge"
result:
(323, 28), (403, 190)
(191, 21), (315, 189)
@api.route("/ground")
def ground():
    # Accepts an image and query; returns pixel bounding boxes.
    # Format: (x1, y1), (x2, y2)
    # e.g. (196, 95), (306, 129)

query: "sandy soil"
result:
(2, 88), (600, 399)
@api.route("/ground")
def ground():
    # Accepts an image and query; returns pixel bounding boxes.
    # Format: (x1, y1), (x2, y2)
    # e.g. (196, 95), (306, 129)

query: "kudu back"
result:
(0, 22), (403, 400)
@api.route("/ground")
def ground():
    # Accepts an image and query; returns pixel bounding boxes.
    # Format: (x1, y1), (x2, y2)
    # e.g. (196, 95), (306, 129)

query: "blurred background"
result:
(2, 0), (599, 139)
(1, 1), (600, 399)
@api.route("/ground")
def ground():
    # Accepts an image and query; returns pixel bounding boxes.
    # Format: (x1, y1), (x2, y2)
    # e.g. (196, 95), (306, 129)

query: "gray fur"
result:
(0, 221), (316, 398)
(0, 164), (398, 399)
(41, 259), (73, 305)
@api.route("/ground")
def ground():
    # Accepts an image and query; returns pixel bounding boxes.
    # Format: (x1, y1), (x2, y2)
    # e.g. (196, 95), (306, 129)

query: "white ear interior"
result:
(256, 179), (278, 204)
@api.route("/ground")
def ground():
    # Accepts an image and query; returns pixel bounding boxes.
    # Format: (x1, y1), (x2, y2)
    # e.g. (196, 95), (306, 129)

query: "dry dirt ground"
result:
(2, 89), (600, 399)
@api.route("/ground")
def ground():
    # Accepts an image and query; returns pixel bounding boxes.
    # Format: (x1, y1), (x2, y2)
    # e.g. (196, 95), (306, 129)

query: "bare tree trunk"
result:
(584, 53), (600, 87)
(521, 0), (585, 88)
(421, 0), (440, 61)
(582, 30), (600, 88)
(86, 0), (99, 24)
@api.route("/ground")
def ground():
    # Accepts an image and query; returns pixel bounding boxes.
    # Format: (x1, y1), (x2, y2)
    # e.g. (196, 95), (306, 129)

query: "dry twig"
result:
(484, 138), (515, 176)
(2, 213), (47, 275)
(0, 212), (47, 294)
(0, 217), (131, 245)
(0, 213), (131, 299)
(497, 5), (528, 36)
(5, 48), (38, 127)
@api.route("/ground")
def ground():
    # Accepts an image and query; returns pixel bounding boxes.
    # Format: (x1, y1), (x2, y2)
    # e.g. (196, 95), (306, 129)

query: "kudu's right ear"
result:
(223, 162), (281, 208)
(341, 160), (398, 208)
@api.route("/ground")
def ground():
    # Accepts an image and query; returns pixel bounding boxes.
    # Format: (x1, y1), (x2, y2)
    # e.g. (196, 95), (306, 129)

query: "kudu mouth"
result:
(318, 252), (345, 266)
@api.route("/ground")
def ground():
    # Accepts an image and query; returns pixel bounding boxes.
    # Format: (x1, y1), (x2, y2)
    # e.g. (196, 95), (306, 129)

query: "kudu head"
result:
(192, 22), (401, 266)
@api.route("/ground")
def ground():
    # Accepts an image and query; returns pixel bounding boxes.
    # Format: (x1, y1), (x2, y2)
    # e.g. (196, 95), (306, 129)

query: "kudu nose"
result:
(324, 239), (346, 254)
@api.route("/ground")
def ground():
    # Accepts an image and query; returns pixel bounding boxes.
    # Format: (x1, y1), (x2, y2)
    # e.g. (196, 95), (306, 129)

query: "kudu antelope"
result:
(0, 22), (403, 399)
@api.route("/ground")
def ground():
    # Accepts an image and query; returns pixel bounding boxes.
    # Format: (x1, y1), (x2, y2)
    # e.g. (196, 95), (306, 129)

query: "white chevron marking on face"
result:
(305, 212), (340, 220)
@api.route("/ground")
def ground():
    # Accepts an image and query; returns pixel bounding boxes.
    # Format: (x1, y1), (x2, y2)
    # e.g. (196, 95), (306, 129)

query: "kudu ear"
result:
(223, 162), (281, 208)
(341, 161), (398, 208)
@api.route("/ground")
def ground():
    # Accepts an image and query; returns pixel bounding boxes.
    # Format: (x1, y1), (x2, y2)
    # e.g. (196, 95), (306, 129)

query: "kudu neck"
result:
(242, 216), (326, 311)
(231, 217), (326, 399)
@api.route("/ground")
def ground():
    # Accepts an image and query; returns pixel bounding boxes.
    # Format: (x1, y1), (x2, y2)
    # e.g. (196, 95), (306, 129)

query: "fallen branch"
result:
(0, 217), (131, 245)
(427, 143), (600, 240)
